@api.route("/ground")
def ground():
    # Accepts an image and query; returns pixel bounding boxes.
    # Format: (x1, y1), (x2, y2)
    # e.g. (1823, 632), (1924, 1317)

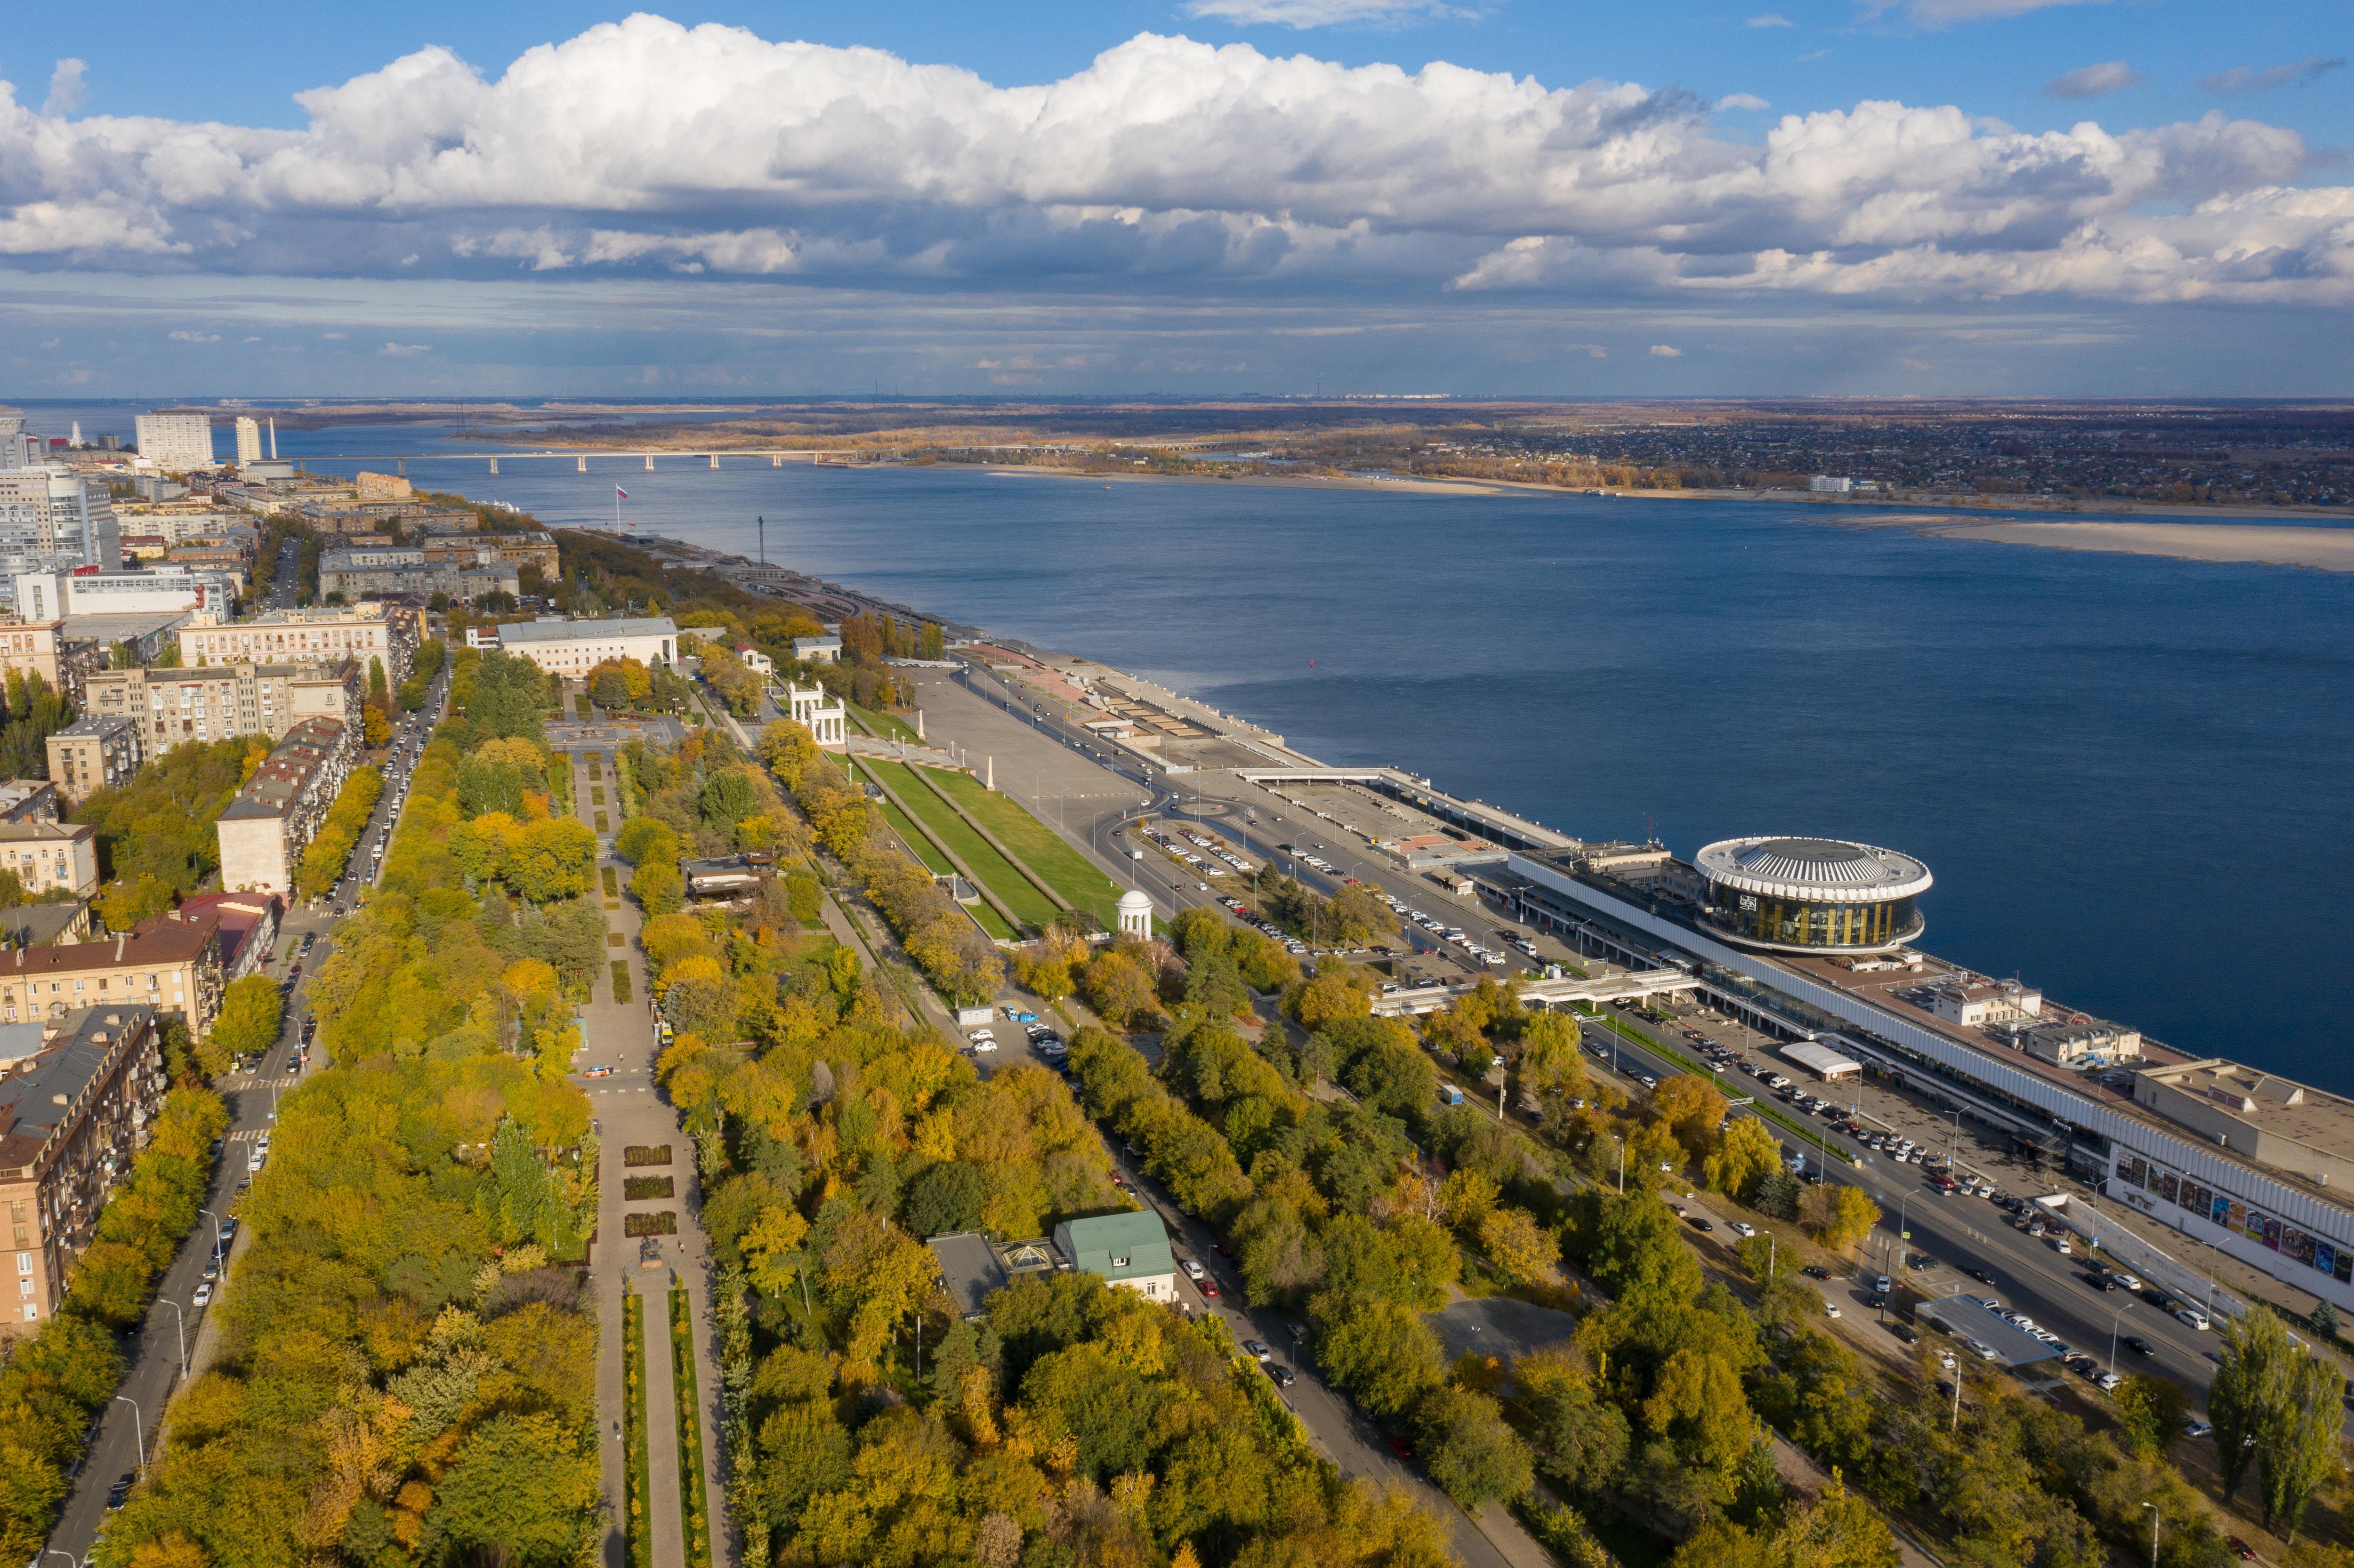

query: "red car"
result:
(2230, 1541), (2255, 1562)
(1386, 1435), (1415, 1460)
(1213, 1240), (1233, 1257)
(1202, 1281), (1219, 1298)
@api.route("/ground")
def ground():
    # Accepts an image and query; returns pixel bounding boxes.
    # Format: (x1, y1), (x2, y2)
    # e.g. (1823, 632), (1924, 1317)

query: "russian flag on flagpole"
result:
(614, 486), (629, 499)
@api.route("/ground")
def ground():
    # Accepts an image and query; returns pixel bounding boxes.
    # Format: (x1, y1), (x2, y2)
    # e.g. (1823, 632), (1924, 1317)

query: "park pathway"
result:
(564, 739), (733, 1568)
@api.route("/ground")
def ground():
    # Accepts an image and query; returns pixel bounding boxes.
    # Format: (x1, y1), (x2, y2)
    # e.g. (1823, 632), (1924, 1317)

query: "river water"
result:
(27, 402), (2354, 1093)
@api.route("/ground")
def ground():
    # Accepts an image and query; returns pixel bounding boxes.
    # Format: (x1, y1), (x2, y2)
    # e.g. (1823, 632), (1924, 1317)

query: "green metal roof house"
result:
(1052, 1211), (1177, 1303)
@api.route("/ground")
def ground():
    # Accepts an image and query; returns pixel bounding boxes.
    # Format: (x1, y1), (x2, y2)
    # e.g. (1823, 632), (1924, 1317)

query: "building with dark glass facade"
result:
(1693, 836), (1932, 953)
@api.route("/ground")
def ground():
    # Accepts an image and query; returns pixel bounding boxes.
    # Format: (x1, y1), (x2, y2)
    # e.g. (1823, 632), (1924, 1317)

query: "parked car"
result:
(1265, 1363), (1297, 1388)
(1242, 1340), (1273, 1361)
(193, 1282), (214, 1308)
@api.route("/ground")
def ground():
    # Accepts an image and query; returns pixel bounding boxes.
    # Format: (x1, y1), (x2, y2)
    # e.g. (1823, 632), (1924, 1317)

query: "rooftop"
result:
(0, 1006), (158, 1173)
(57, 610), (193, 643)
(1694, 836), (1934, 902)
(1056, 1210), (1174, 1281)
(0, 820), (91, 845)
(48, 715), (139, 738)
(0, 909), (219, 976)
(496, 616), (677, 643)
(218, 718), (346, 821)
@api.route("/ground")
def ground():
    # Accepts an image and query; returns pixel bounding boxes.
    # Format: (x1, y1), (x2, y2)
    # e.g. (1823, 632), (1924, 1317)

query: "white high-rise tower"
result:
(234, 417), (262, 464)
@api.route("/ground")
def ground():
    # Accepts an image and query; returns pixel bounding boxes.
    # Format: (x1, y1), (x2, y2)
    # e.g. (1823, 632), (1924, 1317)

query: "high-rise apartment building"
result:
(0, 472), (121, 577)
(234, 417), (262, 465)
(132, 413), (215, 472)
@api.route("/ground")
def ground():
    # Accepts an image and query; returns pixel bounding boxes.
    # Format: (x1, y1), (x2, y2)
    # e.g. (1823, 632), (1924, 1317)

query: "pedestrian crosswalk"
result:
(226, 1128), (269, 1143)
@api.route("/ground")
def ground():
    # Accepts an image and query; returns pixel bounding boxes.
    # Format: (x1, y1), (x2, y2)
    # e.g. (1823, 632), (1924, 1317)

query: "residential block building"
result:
(0, 1005), (167, 1334)
(215, 718), (356, 896)
(83, 658), (361, 752)
(179, 602), (420, 684)
(0, 907), (224, 1034)
(134, 412), (216, 471)
(318, 547), (518, 603)
(0, 823), (99, 899)
(44, 716), (145, 807)
(0, 781), (57, 823)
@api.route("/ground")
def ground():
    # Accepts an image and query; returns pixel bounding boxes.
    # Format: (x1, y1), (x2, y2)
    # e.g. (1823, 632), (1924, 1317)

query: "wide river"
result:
(34, 405), (2354, 1094)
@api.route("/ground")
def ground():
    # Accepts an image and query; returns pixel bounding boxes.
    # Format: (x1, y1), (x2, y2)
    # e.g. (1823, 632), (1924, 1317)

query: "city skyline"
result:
(1, 0), (2350, 395)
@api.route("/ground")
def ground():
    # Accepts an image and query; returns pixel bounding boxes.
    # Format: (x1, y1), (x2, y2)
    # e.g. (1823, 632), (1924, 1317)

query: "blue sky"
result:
(2, 0), (2350, 396)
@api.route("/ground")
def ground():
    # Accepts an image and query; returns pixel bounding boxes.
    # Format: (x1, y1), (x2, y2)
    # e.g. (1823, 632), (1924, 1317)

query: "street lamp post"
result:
(200, 1209), (223, 1273)
(114, 1395), (144, 1479)
(2140, 1503), (2160, 1568)
(1613, 1135), (1626, 1196)
(160, 1298), (186, 1380)
(2110, 1302), (2131, 1375)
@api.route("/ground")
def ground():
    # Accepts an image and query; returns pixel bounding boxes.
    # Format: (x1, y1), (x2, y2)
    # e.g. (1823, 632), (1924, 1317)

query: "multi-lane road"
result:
(46, 662), (447, 1564)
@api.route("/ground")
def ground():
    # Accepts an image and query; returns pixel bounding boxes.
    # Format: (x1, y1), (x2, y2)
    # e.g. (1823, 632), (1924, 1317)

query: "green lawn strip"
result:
(669, 1286), (716, 1568)
(929, 769), (1127, 929)
(863, 786), (1019, 941)
(623, 1292), (652, 1568)
(612, 960), (634, 1005)
(899, 764), (1073, 918)
(866, 760), (1059, 930)
(847, 702), (922, 744)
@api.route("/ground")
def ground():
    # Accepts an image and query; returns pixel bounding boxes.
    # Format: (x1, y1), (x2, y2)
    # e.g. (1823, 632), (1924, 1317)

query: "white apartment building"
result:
(14, 567), (232, 621)
(234, 418), (262, 465)
(133, 414), (216, 472)
(215, 719), (356, 896)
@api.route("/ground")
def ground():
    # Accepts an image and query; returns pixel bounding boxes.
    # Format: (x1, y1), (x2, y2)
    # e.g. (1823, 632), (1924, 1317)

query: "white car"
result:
(1726, 1221), (1757, 1238)
(192, 1283), (214, 1308)
(971, 1038), (999, 1053)
(1181, 1260), (1205, 1281)
(2094, 1371), (2123, 1392)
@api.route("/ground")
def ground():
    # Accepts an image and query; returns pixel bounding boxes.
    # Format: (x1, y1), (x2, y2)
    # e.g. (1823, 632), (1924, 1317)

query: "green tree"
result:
(2112, 1374), (2187, 1459)
(1416, 1383), (1534, 1508)
(1578, 1193), (1703, 1315)
(2210, 1306), (2291, 1503)
(210, 974), (284, 1062)
(423, 1412), (601, 1567)
(506, 817), (598, 903)
(2259, 1346), (2345, 1538)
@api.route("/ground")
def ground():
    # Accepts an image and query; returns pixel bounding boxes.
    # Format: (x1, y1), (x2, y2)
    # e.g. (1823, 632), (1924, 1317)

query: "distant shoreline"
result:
(980, 466), (1493, 497)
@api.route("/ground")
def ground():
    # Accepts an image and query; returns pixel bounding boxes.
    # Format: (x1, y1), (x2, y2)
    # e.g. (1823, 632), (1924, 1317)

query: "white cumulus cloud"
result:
(1648, 343), (1682, 356)
(379, 342), (432, 355)
(166, 330), (220, 342)
(2046, 62), (2142, 100)
(1718, 93), (1772, 111)
(41, 59), (86, 117)
(1747, 13), (1795, 26)
(0, 15), (2339, 311)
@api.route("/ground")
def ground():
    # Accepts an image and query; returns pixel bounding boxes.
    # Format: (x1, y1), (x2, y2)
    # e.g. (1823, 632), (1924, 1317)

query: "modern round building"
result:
(1692, 836), (1932, 953)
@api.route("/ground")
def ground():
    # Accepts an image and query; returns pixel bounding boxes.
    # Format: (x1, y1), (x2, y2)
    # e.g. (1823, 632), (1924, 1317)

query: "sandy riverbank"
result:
(1918, 519), (2354, 573)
